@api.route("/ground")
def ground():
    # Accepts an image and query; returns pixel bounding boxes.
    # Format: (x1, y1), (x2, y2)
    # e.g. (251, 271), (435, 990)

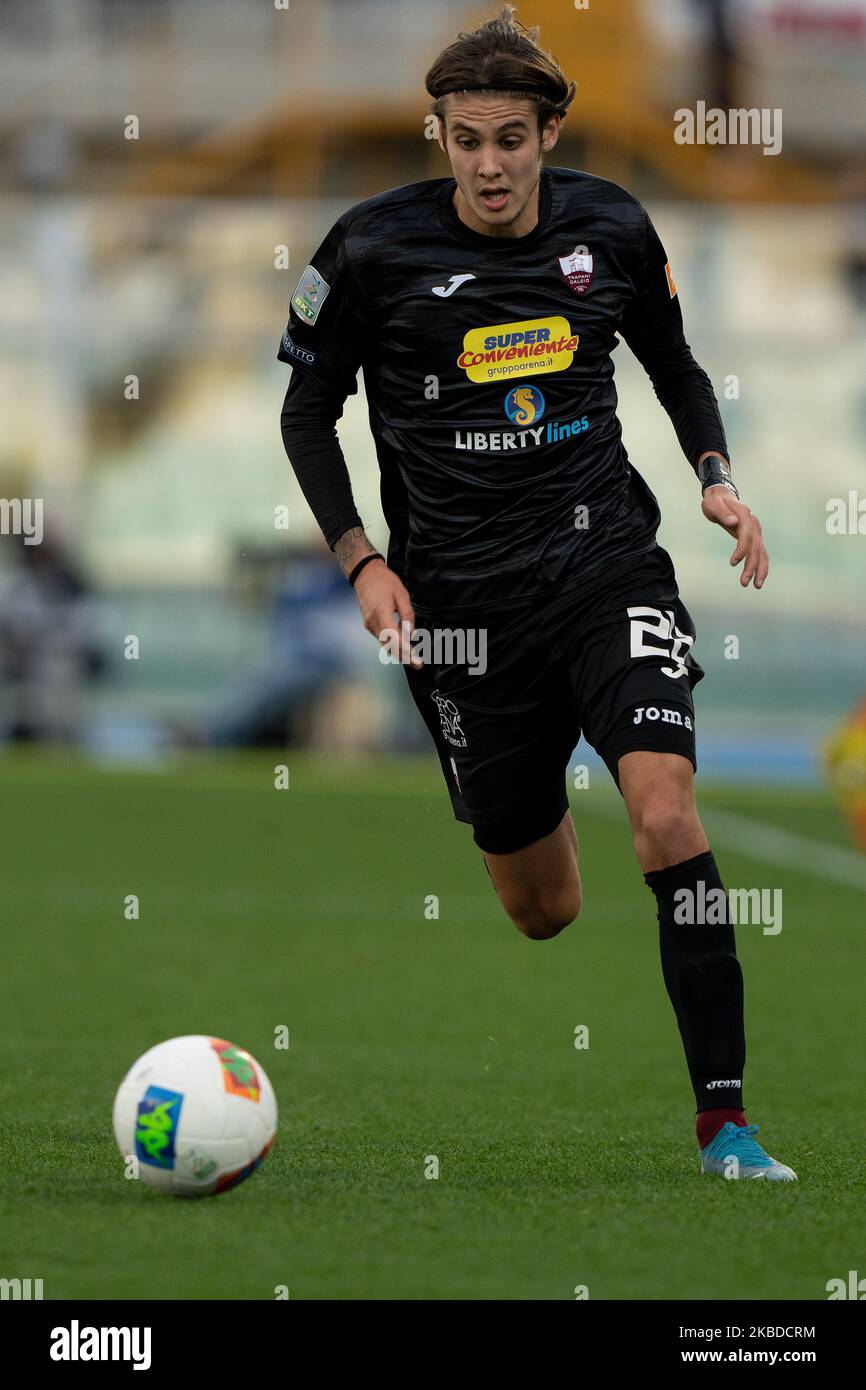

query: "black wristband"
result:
(697, 453), (739, 499)
(348, 553), (384, 587)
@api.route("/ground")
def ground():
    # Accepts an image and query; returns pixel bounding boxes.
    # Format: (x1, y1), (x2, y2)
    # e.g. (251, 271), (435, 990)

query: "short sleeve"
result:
(277, 216), (366, 398)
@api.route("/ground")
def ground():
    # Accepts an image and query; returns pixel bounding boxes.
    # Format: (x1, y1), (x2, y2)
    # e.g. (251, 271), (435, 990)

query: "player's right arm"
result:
(277, 219), (416, 656)
(334, 525), (416, 658)
(279, 388), (417, 658)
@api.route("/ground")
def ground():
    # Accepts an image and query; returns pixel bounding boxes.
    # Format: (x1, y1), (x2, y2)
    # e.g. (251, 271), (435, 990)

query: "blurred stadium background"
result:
(2, 0), (866, 1305)
(0, 0), (863, 792)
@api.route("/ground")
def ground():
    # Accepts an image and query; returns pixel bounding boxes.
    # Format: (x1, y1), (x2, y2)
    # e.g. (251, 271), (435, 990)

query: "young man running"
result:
(278, 7), (795, 1180)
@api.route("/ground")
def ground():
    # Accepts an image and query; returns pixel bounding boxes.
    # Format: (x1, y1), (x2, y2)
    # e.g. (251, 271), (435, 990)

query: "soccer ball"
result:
(113, 1035), (277, 1197)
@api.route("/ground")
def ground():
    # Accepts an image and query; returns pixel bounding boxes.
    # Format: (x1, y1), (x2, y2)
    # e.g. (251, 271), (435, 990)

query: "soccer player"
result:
(278, 7), (795, 1180)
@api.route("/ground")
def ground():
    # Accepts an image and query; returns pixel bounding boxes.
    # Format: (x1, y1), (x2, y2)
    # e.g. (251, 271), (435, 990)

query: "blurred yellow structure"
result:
(114, 0), (850, 204)
(826, 699), (866, 850)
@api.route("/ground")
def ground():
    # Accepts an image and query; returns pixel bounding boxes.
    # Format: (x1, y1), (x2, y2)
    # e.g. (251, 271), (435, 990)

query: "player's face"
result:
(439, 93), (560, 238)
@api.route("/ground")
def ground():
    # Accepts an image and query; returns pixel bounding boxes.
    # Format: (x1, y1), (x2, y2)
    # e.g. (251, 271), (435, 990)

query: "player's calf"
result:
(482, 811), (582, 940)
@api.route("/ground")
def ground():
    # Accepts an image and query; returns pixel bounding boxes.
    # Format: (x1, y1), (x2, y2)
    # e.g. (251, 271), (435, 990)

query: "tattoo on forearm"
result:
(333, 526), (374, 576)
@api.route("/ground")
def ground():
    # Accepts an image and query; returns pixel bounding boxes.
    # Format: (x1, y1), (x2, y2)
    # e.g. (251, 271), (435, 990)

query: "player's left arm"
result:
(618, 206), (768, 589)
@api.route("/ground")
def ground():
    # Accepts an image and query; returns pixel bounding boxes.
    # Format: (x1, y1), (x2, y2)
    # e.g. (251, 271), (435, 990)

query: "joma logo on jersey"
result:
(457, 316), (578, 383)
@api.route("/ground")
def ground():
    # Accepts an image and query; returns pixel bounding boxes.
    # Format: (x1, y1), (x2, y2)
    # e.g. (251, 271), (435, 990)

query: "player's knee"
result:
(510, 883), (582, 941)
(632, 798), (696, 859)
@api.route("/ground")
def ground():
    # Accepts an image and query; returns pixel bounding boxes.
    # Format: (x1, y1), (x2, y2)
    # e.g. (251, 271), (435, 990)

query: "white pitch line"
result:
(698, 807), (866, 893)
(586, 799), (866, 893)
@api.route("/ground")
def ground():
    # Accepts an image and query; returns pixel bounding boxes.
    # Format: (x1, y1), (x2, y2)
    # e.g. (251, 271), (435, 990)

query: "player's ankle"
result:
(696, 1107), (747, 1149)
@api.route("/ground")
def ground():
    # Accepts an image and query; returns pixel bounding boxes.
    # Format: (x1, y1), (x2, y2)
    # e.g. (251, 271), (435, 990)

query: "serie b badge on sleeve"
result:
(292, 264), (331, 324)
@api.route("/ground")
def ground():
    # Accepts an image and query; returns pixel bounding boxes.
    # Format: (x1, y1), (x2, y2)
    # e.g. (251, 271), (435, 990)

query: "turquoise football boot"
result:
(700, 1122), (797, 1181)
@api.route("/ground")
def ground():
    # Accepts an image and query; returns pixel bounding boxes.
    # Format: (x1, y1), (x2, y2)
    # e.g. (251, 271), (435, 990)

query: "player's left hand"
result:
(701, 486), (768, 589)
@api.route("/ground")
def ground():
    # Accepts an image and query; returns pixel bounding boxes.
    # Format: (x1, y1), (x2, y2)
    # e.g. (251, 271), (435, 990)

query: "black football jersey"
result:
(278, 166), (728, 610)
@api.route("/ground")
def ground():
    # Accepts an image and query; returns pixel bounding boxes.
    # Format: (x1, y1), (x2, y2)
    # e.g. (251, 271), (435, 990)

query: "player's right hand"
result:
(353, 561), (420, 667)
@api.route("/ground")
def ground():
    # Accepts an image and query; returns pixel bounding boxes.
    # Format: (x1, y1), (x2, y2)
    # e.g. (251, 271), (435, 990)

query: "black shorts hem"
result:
(470, 795), (569, 856)
(598, 734), (698, 788)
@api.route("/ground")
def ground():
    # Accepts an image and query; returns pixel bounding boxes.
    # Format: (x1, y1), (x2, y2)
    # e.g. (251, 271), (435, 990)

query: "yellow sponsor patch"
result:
(457, 316), (578, 383)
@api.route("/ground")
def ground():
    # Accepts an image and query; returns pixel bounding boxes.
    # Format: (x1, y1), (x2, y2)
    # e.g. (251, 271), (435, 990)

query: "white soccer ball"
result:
(113, 1034), (277, 1197)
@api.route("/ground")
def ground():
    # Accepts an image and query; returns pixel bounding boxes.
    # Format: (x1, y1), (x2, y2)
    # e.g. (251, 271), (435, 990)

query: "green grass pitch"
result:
(1, 751), (863, 1301)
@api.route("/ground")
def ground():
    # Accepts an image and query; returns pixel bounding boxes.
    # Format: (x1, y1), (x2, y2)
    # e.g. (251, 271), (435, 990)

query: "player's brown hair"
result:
(425, 5), (576, 133)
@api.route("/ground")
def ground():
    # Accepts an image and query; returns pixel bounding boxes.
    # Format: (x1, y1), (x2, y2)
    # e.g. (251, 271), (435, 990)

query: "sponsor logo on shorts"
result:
(292, 264), (330, 324)
(457, 316), (578, 383)
(631, 705), (693, 729)
(281, 330), (316, 365)
(559, 245), (593, 295)
(431, 690), (467, 748)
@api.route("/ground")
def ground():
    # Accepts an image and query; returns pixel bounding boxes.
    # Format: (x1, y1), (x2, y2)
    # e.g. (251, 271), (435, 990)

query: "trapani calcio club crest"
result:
(559, 246), (593, 295)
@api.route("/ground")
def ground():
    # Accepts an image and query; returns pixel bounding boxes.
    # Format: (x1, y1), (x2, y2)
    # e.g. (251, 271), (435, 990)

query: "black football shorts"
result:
(404, 545), (705, 855)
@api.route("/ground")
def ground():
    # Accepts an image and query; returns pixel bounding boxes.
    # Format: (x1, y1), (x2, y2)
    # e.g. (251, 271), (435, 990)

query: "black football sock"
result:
(644, 850), (745, 1114)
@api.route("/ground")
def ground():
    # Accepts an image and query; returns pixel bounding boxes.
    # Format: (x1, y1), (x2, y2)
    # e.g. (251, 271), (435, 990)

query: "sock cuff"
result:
(644, 849), (720, 894)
